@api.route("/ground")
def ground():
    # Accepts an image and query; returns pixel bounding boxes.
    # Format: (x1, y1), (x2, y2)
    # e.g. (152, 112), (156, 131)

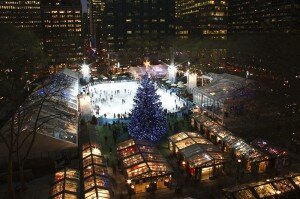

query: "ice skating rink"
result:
(89, 81), (185, 119)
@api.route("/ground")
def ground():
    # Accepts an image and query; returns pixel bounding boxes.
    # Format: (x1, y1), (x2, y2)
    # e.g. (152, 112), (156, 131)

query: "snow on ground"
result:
(89, 81), (185, 119)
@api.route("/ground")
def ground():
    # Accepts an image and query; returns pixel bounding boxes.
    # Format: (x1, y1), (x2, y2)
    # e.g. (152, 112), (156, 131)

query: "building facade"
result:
(193, 73), (256, 123)
(100, 0), (174, 51)
(41, 0), (83, 72)
(228, 0), (300, 34)
(0, 0), (42, 35)
(0, 0), (83, 72)
(175, 0), (228, 39)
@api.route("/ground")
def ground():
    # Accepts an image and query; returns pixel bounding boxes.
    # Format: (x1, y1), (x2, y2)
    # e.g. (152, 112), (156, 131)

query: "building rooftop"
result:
(81, 144), (111, 199)
(194, 73), (256, 103)
(169, 132), (226, 168)
(223, 173), (300, 199)
(50, 168), (80, 199)
(192, 114), (270, 163)
(116, 139), (173, 181)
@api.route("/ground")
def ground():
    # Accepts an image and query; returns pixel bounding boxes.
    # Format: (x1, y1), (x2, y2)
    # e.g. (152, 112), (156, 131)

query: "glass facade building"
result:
(193, 73), (256, 122)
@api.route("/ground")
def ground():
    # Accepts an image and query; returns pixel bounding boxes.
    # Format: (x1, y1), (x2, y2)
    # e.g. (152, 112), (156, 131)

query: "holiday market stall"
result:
(223, 173), (300, 199)
(231, 139), (270, 174)
(50, 168), (80, 199)
(190, 114), (270, 174)
(191, 114), (210, 133)
(81, 144), (112, 199)
(116, 139), (173, 194)
(251, 139), (289, 170)
(223, 134), (241, 152)
(207, 123), (226, 143)
(208, 128), (232, 151)
(191, 113), (231, 145)
(202, 119), (216, 136)
(169, 132), (227, 181)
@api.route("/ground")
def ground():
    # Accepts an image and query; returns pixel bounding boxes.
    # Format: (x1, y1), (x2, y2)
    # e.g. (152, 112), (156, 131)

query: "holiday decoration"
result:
(128, 74), (167, 142)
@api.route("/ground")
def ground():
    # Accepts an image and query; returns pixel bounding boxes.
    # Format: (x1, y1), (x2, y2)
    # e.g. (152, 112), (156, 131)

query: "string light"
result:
(128, 73), (167, 142)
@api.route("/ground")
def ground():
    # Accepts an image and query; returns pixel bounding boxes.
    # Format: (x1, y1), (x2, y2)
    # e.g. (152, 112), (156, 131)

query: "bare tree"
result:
(0, 72), (78, 197)
(0, 24), (76, 198)
(0, 24), (48, 198)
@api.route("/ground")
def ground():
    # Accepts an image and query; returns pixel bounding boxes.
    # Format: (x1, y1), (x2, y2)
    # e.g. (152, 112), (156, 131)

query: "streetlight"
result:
(236, 159), (242, 184)
(81, 62), (91, 83)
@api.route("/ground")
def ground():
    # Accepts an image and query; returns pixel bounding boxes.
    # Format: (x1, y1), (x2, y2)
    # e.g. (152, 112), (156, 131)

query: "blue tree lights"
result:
(128, 74), (167, 142)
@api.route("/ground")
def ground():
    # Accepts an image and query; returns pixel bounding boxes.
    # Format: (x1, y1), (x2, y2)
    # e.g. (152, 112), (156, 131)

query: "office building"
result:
(228, 0), (300, 34)
(0, 0), (42, 35)
(88, 0), (105, 50)
(41, 0), (83, 72)
(102, 0), (174, 51)
(0, 0), (84, 72)
(175, 0), (228, 39)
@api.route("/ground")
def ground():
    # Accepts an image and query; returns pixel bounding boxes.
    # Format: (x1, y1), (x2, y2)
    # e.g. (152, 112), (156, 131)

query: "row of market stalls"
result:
(49, 144), (112, 198)
(168, 132), (227, 181)
(223, 173), (300, 199)
(191, 113), (289, 174)
(116, 139), (173, 193)
(81, 144), (111, 199)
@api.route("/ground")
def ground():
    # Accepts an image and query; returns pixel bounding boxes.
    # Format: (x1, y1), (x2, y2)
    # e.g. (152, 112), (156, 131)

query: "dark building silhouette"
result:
(82, 12), (90, 37)
(87, 0), (174, 51)
(88, 0), (105, 50)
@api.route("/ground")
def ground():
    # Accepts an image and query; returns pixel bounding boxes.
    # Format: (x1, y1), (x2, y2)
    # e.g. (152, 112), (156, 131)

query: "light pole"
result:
(81, 62), (91, 83)
(236, 159), (241, 184)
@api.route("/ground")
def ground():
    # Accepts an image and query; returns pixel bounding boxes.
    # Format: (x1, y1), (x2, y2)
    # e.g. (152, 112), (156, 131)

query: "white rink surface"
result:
(89, 81), (185, 118)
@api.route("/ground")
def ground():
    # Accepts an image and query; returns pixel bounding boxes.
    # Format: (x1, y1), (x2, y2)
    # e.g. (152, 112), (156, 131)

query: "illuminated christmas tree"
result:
(128, 73), (167, 142)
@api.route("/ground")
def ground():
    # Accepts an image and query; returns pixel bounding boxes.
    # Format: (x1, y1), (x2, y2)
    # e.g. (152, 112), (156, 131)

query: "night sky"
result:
(81, 0), (87, 12)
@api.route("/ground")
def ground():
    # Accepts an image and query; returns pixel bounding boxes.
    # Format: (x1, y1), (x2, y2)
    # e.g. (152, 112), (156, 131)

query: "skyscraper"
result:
(175, 0), (228, 39)
(88, 0), (105, 50)
(41, 0), (83, 72)
(228, 0), (300, 34)
(0, 0), (84, 72)
(91, 0), (175, 51)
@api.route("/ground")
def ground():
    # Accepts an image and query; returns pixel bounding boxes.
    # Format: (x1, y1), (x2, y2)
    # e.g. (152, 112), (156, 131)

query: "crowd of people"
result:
(85, 81), (186, 121)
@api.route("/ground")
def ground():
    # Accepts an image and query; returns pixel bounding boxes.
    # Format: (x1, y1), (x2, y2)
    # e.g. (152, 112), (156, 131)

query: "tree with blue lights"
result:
(128, 73), (167, 142)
